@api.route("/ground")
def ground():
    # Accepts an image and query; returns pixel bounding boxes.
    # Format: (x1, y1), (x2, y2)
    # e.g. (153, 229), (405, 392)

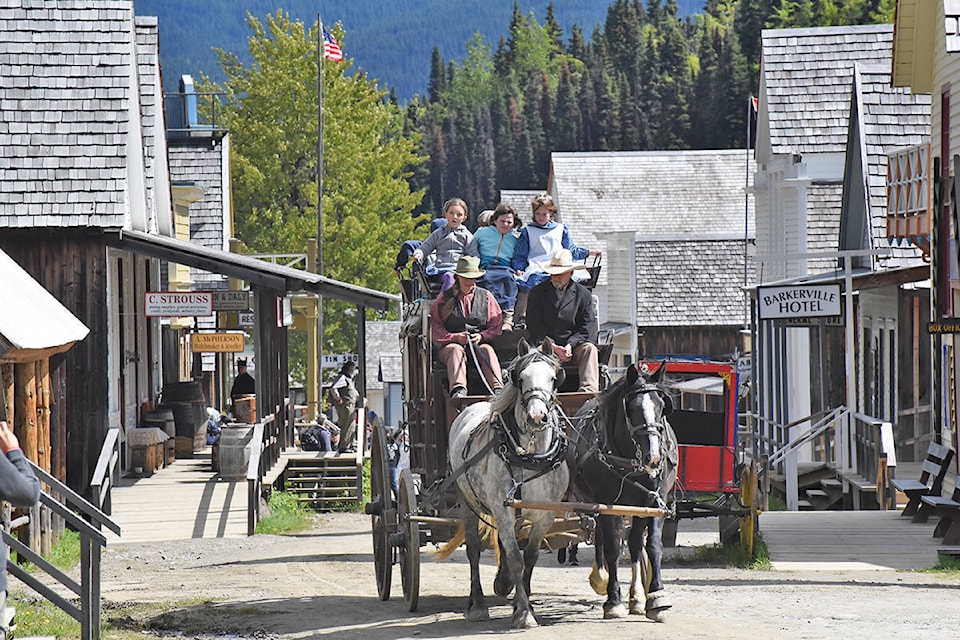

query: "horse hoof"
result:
(629, 598), (644, 616)
(589, 563), (608, 595)
(513, 610), (538, 629)
(465, 606), (490, 622)
(603, 602), (628, 619)
(493, 575), (514, 597)
(645, 591), (671, 622)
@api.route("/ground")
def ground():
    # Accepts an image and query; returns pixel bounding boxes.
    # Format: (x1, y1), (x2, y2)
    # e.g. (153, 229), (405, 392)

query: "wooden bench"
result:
(890, 442), (954, 522)
(922, 485), (960, 544)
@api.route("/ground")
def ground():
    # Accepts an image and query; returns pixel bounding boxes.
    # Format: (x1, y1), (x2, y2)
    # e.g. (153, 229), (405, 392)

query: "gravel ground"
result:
(66, 512), (960, 640)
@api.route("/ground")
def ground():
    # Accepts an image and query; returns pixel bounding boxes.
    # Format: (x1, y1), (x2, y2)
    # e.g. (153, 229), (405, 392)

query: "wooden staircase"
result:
(283, 451), (365, 510)
(773, 462), (880, 511)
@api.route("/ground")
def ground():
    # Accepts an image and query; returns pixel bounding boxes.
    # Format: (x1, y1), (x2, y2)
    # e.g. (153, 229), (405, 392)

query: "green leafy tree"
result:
(204, 11), (425, 355)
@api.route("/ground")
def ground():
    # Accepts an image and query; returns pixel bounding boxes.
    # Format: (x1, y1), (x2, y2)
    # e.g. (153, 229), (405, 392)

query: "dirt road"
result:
(96, 512), (959, 640)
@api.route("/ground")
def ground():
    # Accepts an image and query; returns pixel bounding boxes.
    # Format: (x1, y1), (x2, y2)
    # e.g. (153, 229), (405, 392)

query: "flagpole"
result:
(744, 95), (752, 330)
(317, 13), (325, 415)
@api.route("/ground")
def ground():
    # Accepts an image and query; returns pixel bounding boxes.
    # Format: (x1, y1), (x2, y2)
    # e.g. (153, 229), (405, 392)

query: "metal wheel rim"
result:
(371, 422), (394, 600)
(398, 468), (420, 612)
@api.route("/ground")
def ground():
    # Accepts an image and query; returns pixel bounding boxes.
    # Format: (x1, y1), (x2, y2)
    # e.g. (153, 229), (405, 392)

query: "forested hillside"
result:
(409, 0), (895, 215)
(134, 0), (702, 99)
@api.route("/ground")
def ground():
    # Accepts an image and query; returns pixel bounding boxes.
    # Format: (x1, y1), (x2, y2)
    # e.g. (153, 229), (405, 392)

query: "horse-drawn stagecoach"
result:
(364, 264), (756, 626)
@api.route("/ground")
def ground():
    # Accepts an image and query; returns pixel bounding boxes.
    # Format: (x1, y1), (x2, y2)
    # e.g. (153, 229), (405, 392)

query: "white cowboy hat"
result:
(453, 255), (486, 279)
(542, 249), (589, 275)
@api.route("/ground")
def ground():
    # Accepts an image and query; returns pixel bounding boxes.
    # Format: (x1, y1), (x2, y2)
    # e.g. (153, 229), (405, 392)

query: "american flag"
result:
(323, 26), (343, 62)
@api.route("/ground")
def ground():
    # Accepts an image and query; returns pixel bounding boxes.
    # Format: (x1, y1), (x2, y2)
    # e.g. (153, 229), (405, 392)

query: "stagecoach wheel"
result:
(739, 461), (759, 555)
(398, 468), (421, 612)
(370, 422), (394, 600)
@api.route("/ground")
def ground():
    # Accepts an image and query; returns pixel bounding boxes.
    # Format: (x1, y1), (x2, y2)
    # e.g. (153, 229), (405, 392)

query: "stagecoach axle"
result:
(504, 498), (667, 518)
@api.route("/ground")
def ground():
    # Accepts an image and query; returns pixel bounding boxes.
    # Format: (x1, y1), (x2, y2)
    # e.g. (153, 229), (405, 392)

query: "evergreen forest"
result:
(407, 0), (895, 216)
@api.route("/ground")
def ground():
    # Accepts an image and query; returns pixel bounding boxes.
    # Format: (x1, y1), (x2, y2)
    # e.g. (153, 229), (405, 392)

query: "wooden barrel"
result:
(163, 382), (207, 449)
(233, 395), (256, 424)
(218, 423), (255, 479)
(144, 407), (176, 437)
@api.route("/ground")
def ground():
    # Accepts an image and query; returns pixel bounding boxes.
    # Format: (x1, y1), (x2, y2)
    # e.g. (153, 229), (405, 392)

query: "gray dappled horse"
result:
(570, 363), (678, 621)
(447, 337), (569, 629)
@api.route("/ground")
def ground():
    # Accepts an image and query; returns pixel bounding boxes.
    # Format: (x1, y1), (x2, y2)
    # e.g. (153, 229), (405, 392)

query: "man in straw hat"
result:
(429, 255), (504, 399)
(526, 249), (599, 393)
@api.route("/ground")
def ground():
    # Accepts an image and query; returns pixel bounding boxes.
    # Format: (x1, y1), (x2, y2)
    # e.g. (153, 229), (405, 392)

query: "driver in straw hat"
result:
(429, 256), (504, 399)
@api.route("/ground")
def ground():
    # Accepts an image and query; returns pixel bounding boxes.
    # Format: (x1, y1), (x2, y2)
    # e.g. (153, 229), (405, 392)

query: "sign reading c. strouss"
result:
(145, 291), (213, 317)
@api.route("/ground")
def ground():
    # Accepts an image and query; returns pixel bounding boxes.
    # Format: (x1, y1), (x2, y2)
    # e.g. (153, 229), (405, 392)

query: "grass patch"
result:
(673, 532), (771, 569)
(922, 553), (960, 574)
(255, 491), (312, 534)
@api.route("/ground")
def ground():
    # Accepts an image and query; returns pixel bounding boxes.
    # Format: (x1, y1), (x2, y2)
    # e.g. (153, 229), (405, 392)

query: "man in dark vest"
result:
(429, 256), (504, 398)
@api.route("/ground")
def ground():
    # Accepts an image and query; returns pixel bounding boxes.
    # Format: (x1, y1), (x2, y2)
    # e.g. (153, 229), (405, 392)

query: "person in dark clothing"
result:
(0, 419), (40, 637)
(230, 358), (256, 398)
(526, 249), (600, 393)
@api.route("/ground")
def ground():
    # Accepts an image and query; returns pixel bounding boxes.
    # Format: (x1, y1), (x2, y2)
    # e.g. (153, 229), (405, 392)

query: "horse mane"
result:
(595, 372), (632, 411)
(489, 347), (561, 416)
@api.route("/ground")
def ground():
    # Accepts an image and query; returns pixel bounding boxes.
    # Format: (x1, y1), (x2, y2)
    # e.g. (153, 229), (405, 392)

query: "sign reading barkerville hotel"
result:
(757, 284), (842, 320)
(145, 291), (213, 317)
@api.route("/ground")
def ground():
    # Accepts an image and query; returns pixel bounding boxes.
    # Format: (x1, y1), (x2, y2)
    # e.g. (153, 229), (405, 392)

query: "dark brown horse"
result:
(570, 363), (678, 620)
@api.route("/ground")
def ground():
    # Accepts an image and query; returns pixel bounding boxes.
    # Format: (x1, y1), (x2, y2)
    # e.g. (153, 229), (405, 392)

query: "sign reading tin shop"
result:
(758, 284), (842, 320)
(145, 291), (213, 317)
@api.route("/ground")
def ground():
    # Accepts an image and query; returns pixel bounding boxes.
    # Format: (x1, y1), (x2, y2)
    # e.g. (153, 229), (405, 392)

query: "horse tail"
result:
(433, 514), (501, 561)
(435, 524), (465, 560)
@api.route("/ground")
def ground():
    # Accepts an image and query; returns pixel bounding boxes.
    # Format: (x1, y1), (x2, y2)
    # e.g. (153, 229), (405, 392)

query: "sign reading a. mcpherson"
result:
(191, 332), (246, 353)
(757, 284), (842, 320)
(145, 291), (213, 317)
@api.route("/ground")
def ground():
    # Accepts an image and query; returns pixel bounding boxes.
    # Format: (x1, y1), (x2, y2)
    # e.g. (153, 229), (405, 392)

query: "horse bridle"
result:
(621, 384), (667, 455)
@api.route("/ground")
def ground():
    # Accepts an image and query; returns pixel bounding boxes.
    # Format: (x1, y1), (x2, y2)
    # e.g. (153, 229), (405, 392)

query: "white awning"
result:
(665, 376), (724, 396)
(0, 248), (89, 361)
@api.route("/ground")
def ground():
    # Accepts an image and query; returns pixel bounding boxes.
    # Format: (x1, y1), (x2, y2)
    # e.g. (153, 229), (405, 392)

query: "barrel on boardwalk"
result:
(219, 423), (255, 479)
(162, 381), (207, 458)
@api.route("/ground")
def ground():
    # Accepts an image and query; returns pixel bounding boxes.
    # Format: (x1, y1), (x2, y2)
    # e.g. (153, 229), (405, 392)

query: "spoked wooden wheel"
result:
(366, 422), (395, 600)
(397, 468), (420, 612)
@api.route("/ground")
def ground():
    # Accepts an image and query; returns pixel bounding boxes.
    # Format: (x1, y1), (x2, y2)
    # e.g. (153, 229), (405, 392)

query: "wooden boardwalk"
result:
(105, 450), (248, 544)
(760, 510), (943, 570)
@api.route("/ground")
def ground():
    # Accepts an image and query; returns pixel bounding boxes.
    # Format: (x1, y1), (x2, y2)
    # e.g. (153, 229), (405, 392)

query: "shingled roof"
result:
(636, 237), (756, 327)
(0, 1), (149, 229)
(549, 150), (755, 271)
(848, 63), (930, 270)
(760, 24), (893, 156)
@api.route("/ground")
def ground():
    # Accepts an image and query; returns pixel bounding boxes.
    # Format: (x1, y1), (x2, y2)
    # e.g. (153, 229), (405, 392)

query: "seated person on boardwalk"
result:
(468, 202), (522, 331)
(412, 198), (477, 292)
(512, 192), (599, 321)
(525, 250), (600, 393)
(429, 256), (504, 399)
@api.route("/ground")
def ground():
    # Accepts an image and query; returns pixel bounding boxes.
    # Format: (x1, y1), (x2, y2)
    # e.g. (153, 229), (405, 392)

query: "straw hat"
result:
(453, 256), (486, 279)
(542, 249), (589, 275)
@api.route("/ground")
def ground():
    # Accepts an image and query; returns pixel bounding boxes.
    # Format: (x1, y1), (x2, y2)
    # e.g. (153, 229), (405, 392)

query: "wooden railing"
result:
(746, 406), (897, 510)
(89, 426), (121, 513)
(245, 398), (295, 535)
(5, 461), (120, 640)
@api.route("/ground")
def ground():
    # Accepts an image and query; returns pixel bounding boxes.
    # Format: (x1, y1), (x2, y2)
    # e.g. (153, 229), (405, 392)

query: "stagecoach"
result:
(641, 358), (758, 548)
(365, 263), (756, 617)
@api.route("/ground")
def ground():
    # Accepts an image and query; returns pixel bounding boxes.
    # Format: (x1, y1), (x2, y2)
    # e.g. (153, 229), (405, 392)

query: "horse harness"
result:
(571, 386), (673, 514)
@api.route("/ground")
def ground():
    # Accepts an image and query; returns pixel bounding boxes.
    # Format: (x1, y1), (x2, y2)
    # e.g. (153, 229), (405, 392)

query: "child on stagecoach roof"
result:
(466, 202), (522, 331)
(411, 198), (478, 292)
